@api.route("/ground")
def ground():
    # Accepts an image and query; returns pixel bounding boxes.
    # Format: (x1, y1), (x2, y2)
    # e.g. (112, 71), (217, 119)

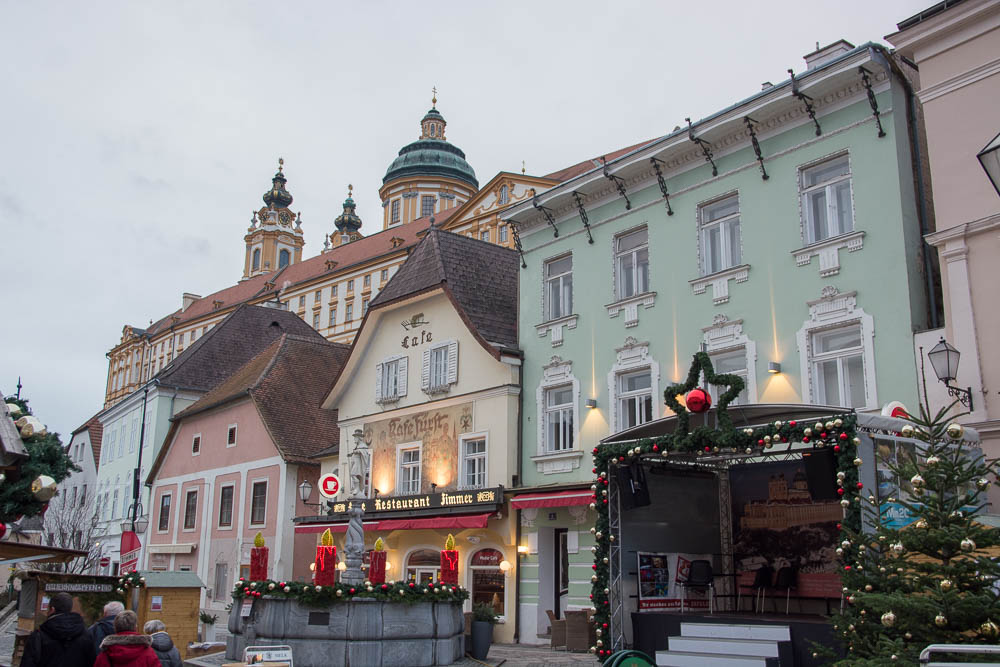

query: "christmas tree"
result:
(830, 403), (1000, 664)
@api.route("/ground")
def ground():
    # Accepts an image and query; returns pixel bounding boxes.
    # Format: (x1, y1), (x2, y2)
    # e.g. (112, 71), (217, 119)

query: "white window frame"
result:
(796, 288), (877, 411)
(498, 185), (509, 205)
(312, 312), (320, 328)
(227, 424), (238, 448)
(498, 225), (508, 244)
(616, 370), (654, 432)
(422, 340), (457, 395)
(543, 385), (576, 454)
(396, 442), (422, 495)
(698, 193), (742, 277)
(376, 355), (408, 404)
(809, 325), (867, 408)
(708, 349), (752, 406)
(249, 479), (268, 528)
(534, 357), (582, 475)
(607, 337), (661, 433)
(459, 433), (489, 490)
(191, 433), (201, 456)
(157, 492), (172, 534)
(218, 483), (235, 529)
(614, 227), (649, 300)
(391, 200), (401, 225)
(345, 303), (354, 321)
(799, 153), (854, 246)
(702, 315), (758, 405)
(329, 307), (337, 327)
(544, 254), (573, 322)
(183, 489), (198, 532)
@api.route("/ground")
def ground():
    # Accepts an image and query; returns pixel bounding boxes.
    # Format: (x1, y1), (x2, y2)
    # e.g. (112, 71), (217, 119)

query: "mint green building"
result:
(501, 41), (936, 644)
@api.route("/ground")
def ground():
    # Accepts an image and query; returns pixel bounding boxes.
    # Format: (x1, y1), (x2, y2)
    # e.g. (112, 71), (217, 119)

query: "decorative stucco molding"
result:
(701, 314), (758, 403)
(689, 265), (750, 305)
(605, 291), (657, 328)
(792, 230), (865, 277)
(533, 356), (583, 475)
(607, 337), (660, 433)
(536, 314), (579, 348)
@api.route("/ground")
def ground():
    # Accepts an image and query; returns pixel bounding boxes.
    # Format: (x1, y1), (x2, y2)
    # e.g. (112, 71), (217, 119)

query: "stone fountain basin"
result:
(227, 596), (465, 666)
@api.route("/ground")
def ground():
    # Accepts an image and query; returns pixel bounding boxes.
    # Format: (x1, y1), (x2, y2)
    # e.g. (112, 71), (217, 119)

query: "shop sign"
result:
(470, 548), (502, 567)
(327, 486), (502, 516)
(45, 582), (114, 593)
(318, 473), (340, 499)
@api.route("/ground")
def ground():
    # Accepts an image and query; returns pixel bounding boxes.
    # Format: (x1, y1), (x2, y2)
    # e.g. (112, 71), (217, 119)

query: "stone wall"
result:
(227, 597), (465, 666)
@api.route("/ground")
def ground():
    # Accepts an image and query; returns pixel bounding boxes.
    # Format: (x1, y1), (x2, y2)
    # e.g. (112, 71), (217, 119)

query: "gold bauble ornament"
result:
(910, 474), (925, 487)
(837, 471), (846, 480)
(865, 584), (873, 592)
(901, 425), (914, 438)
(893, 543), (904, 554)
(841, 499), (851, 508)
(915, 518), (928, 529)
(935, 614), (947, 627)
(854, 458), (863, 467)
(926, 455), (940, 466)
(836, 548), (843, 556)
(30, 475), (57, 502)
(904, 632), (912, 640)
(815, 422), (824, 431)
(980, 619), (999, 640)
(881, 611), (896, 627)
(961, 538), (976, 552)
(825, 421), (834, 430)
(804, 428), (812, 437)
(852, 437), (861, 446)
(977, 478), (990, 490)
(946, 422), (964, 440)
(940, 579), (953, 591)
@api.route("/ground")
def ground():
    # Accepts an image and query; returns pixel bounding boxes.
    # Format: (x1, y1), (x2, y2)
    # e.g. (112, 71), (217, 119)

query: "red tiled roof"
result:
(70, 414), (104, 469)
(543, 139), (660, 183)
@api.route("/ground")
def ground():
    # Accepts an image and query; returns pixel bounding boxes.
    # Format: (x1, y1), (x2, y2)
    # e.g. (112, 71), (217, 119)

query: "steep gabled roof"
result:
(370, 227), (519, 354)
(70, 413), (104, 468)
(153, 304), (323, 393)
(148, 334), (349, 482)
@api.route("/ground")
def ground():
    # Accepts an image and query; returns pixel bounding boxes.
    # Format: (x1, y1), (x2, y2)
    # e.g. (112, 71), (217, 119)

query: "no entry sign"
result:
(319, 473), (340, 499)
(99, 557), (110, 567)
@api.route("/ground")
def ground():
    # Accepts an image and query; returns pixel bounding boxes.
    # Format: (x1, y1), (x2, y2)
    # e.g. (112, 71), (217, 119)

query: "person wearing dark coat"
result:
(143, 620), (182, 667)
(20, 591), (98, 667)
(94, 610), (161, 667)
(88, 599), (124, 652)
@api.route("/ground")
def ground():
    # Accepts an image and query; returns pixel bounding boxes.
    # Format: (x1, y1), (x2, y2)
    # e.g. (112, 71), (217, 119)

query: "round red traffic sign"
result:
(100, 557), (110, 567)
(319, 473), (340, 499)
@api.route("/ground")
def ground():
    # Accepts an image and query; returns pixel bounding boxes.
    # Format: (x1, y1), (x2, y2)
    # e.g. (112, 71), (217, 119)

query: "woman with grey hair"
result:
(143, 620), (182, 667)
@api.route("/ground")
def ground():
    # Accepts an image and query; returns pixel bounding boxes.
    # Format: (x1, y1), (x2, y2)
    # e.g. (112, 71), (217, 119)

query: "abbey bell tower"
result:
(243, 159), (306, 279)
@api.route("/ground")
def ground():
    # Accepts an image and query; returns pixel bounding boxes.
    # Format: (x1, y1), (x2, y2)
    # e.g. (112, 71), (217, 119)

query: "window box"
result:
(689, 264), (750, 305)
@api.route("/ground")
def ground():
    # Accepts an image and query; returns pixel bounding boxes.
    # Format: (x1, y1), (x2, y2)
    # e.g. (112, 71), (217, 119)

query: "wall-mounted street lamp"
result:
(586, 399), (598, 409)
(978, 129), (1000, 197)
(767, 362), (782, 374)
(927, 337), (974, 410)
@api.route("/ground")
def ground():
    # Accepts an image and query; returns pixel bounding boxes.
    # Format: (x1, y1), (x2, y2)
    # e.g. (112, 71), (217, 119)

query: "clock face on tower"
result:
(278, 211), (292, 225)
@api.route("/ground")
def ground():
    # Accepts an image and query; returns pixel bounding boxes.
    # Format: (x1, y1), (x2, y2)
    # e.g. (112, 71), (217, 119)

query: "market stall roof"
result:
(0, 542), (87, 565)
(294, 512), (492, 535)
(510, 489), (593, 509)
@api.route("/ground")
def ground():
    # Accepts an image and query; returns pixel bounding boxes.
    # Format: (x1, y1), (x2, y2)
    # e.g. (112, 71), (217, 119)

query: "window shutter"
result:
(397, 356), (408, 397)
(447, 340), (459, 384)
(421, 349), (431, 390)
(375, 362), (383, 402)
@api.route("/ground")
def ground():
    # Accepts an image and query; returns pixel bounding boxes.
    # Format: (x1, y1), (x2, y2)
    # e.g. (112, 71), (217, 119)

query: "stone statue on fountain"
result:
(343, 431), (370, 586)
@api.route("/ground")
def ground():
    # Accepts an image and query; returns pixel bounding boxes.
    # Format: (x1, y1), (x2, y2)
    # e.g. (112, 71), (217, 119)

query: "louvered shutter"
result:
(397, 356), (408, 397)
(375, 362), (384, 402)
(447, 340), (459, 384)
(421, 348), (431, 390)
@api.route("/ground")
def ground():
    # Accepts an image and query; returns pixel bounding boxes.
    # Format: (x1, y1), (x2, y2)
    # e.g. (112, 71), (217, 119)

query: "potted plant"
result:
(199, 610), (219, 643)
(469, 602), (498, 660)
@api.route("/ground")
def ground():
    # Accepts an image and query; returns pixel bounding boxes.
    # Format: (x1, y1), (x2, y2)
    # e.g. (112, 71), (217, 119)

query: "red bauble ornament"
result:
(592, 468), (597, 474)
(381, 584), (389, 591)
(685, 387), (712, 413)
(758, 439), (765, 446)
(844, 565), (852, 571)
(704, 446), (710, 452)
(839, 432), (848, 441)
(821, 432), (828, 439)
(409, 582), (416, 588)
(592, 564), (598, 570)
(349, 588), (356, 594)
(834, 445), (841, 452)
(652, 444), (659, 452)
(618, 456), (625, 462)
(802, 436), (810, 443)
(593, 448), (599, 454)
(836, 523), (842, 530)
(837, 488), (845, 496)
(789, 421), (797, 427)
(856, 482), (863, 489)
(603, 623), (609, 629)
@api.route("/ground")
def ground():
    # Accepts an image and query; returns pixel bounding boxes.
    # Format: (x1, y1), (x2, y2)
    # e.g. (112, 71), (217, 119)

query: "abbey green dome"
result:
(382, 138), (478, 189)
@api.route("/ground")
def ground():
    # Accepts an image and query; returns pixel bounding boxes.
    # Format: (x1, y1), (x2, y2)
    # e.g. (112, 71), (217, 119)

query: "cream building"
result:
(295, 227), (522, 643)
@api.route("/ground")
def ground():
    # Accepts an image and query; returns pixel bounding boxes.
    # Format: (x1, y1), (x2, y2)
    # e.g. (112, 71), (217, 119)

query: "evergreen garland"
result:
(231, 577), (470, 607)
(0, 396), (79, 524)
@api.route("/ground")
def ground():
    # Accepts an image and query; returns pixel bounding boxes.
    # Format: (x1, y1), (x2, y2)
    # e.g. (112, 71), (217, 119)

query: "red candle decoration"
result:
(250, 532), (269, 581)
(440, 533), (459, 585)
(685, 387), (712, 413)
(315, 528), (338, 586)
(369, 537), (387, 584)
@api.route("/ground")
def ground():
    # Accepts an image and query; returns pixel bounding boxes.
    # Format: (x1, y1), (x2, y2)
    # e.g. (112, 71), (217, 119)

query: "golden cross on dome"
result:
(278, 157), (284, 173)
(432, 86), (437, 106)
(522, 160), (526, 175)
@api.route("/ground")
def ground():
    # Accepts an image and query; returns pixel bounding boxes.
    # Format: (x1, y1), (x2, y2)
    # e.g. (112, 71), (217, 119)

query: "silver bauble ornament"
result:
(901, 425), (914, 438)
(978, 478), (990, 490)
(854, 458), (863, 467)
(881, 611), (896, 627)
(935, 614), (947, 627)
(910, 474), (925, 487)
(31, 475), (57, 502)
(961, 538), (976, 552)
(926, 455), (940, 466)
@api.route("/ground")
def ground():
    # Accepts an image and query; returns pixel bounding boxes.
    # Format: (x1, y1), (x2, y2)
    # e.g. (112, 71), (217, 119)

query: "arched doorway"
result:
(405, 549), (440, 585)
(470, 548), (505, 616)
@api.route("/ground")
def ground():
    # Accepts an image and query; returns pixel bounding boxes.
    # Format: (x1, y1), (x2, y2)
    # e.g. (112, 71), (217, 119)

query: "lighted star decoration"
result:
(663, 351), (745, 441)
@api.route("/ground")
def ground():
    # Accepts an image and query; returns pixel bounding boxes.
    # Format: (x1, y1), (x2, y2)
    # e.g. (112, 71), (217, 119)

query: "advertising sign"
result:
(318, 473), (340, 499)
(119, 531), (141, 574)
(636, 552), (713, 611)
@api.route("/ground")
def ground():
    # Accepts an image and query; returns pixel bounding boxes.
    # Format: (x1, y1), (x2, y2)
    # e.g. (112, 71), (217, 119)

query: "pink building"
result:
(888, 0), (1000, 502)
(144, 334), (349, 614)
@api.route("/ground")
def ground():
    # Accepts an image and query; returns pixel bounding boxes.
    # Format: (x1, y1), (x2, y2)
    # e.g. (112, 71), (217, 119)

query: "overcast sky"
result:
(1, 0), (929, 439)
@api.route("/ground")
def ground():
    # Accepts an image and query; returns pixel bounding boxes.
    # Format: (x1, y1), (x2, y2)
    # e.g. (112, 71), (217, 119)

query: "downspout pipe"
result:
(870, 45), (941, 329)
(513, 356), (524, 643)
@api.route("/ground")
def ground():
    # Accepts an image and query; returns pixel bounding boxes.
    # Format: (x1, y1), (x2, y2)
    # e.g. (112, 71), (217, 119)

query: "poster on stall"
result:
(637, 552), (713, 611)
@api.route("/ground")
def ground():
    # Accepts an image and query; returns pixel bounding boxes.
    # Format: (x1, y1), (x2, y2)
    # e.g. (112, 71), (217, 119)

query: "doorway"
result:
(554, 528), (568, 618)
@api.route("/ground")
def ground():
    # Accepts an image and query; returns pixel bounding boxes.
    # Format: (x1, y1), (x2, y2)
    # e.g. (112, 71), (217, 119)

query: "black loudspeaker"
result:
(617, 462), (652, 510)
(803, 448), (838, 500)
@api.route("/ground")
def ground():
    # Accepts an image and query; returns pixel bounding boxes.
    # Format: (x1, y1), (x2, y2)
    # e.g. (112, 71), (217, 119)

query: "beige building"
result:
(888, 0), (1000, 502)
(296, 227), (523, 643)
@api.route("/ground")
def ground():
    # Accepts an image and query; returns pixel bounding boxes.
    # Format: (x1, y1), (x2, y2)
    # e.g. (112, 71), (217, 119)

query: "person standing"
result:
(143, 619), (182, 667)
(20, 591), (97, 667)
(94, 610), (161, 667)
(88, 600), (124, 652)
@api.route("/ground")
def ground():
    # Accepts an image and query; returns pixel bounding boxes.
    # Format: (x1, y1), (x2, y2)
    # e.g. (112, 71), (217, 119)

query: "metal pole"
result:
(132, 386), (149, 531)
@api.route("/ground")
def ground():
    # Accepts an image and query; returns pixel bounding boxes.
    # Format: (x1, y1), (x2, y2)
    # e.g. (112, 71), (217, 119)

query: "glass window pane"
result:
(546, 256), (572, 276)
(704, 226), (721, 275)
(846, 354), (865, 407)
(834, 181), (853, 235)
(563, 278), (573, 316)
(814, 327), (862, 354)
(547, 279), (562, 320)
(817, 359), (842, 405)
(636, 248), (649, 293)
(617, 229), (647, 253)
(618, 254), (635, 298)
(550, 387), (572, 406)
(804, 157), (849, 187)
(621, 372), (651, 392)
(808, 190), (827, 242)
(704, 197), (739, 222)
(726, 219), (741, 267)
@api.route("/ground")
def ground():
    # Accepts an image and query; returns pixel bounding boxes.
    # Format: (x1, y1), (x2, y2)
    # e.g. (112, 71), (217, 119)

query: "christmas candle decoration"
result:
(315, 528), (338, 586)
(440, 533), (459, 585)
(369, 537), (387, 584)
(250, 532), (269, 581)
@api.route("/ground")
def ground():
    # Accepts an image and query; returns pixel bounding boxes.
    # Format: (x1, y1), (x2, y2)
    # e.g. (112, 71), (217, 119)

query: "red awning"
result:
(294, 513), (492, 535)
(510, 489), (592, 509)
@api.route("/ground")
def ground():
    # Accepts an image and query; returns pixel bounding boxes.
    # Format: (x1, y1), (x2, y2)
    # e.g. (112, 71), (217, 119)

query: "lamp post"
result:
(122, 506), (149, 535)
(927, 337), (974, 410)
(978, 130), (1000, 198)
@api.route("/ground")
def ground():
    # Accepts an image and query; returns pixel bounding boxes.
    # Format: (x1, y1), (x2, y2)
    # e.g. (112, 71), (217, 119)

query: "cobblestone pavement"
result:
(184, 643), (597, 667)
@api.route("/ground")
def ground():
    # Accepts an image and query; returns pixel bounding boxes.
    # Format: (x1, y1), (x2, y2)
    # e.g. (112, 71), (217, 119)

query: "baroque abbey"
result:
(103, 97), (566, 408)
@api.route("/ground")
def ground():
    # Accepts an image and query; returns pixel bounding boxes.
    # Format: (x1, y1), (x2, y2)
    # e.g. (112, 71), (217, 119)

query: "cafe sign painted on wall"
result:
(327, 486), (502, 516)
